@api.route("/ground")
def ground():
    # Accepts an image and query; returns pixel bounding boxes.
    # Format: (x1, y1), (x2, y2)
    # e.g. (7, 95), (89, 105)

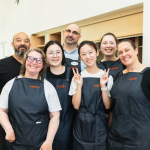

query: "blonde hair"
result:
(20, 48), (47, 78)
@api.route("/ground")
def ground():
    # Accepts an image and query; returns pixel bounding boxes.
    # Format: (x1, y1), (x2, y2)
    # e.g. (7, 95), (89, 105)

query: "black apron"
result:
(107, 67), (150, 150)
(64, 57), (81, 73)
(45, 67), (74, 150)
(3, 77), (49, 150)
(73, 77), (108, 150)
(97, 59), (125, 80)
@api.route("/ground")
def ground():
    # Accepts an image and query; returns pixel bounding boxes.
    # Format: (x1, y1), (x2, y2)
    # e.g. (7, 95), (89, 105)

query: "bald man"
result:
(63, 24), (86, 72)
(0, 32), (30, 150)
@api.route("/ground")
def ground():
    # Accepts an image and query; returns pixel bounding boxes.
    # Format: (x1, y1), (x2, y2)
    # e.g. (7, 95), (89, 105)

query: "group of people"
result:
(0, 23), (149, 150)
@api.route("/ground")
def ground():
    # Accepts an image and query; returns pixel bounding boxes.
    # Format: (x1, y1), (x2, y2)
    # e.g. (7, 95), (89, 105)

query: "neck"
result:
(63, 43), (78, 53)
(13, 54), (23, 64)
(86, 64), (100, 74)
(126, 60), (142, 72)
(50, 65), (64, 75)
(24, 72), (39, 79)
(102, 55), (118, 62)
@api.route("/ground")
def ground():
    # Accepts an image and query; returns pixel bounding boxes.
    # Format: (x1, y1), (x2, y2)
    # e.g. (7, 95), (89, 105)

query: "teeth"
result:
(124, 58), (129, 61)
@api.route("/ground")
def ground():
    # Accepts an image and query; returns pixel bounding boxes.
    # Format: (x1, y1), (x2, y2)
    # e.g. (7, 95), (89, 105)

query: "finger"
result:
(72, 68), (76, 75)
(107, 68), (110, 76)
(76, 68), (79, 75)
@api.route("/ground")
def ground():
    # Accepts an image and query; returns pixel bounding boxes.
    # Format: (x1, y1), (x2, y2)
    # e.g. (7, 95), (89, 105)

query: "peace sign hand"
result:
(100, 69), (109, 87)
(72, 68), (83, 87)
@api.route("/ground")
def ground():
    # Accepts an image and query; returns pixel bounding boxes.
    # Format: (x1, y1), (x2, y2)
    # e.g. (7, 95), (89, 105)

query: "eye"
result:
(72, 31), (78, 35)
(57, 51), (61, 54)
(118, 52), (122, 55)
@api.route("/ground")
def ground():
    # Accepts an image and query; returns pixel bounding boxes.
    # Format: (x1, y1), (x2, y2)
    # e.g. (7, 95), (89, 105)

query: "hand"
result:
(40, 140), (52, 150)
(5, 128), (15, 143)
(100, 69), (109, 87)
(72, 68), (83, 87)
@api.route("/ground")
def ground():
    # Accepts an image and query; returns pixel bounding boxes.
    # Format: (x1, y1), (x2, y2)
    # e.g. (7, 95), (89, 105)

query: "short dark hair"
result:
(118, 39), (137, 50)
(43, 40), (66, 65)
(78, 40), (97, 56)
(100, 32), (118, 44)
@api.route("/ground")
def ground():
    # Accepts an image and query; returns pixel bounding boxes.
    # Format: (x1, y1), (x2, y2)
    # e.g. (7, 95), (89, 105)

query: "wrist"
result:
(100, 84), (106, 88)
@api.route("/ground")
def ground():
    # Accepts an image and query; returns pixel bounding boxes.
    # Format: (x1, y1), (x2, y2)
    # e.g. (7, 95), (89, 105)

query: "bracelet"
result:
(101, 87), (107, 91)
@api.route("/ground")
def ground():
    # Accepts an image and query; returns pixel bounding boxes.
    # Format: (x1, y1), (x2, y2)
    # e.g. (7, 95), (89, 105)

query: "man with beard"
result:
(0, 32), (30, 150)
(63, 24), (86, 72)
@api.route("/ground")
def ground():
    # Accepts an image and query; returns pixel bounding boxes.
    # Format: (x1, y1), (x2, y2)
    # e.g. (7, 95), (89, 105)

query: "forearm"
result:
(0, 109), (13, 133)
(45, 113), (60, 145)
(102, 91), (111, 109)
(72, 85), (82, 110)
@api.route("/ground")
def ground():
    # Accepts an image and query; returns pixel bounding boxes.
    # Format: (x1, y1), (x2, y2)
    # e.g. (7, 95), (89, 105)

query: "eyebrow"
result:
(16, 37), (29, 41)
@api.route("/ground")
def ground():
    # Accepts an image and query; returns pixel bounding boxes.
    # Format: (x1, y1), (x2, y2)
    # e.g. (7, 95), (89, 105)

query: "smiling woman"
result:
(0, 48), (61, 150)
(43, 40), (74, 150)
(69, 40), (113, 150)
(107, 39), (150, 150)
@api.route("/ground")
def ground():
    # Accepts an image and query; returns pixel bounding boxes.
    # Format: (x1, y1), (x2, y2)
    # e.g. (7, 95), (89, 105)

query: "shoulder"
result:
(0, 56), (13, 65)
(142, 68), (150, 83)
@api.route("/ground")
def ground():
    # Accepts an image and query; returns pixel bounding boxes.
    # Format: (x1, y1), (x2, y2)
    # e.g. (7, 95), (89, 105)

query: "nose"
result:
(68, 31), (73, 36)
(106, 43), (110, 47)
(86, 53), (90, 58)
(21, 40), (25, 45)
(32, 59), (37, 64)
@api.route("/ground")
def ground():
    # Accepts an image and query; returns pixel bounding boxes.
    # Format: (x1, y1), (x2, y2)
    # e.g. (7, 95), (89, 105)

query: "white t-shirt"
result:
(0, 76), (62, 112)
(69, 69), (113, 97)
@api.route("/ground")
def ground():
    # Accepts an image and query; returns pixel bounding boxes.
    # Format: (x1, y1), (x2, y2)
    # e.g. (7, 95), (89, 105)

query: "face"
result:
(100, 35), (117, 57)
(46, 44), (63, 67)
(80, 44), (99, 67)
(118, 42), (138, 66)
(64, 24), (81, 45)
(12, 32), (30, 57)
(25, 51), (43, 77)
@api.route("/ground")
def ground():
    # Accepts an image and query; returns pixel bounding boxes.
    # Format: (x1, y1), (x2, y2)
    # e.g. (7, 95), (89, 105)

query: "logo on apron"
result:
(71, 62), (78, 66)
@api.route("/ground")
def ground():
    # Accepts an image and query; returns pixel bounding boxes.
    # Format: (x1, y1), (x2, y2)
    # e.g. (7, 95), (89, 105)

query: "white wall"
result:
(1, 0), (149, 65)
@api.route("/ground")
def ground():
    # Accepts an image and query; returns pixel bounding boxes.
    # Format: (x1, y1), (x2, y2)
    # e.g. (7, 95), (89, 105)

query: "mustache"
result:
(18, 45), (27, 50)
(67, 36), (74, 40)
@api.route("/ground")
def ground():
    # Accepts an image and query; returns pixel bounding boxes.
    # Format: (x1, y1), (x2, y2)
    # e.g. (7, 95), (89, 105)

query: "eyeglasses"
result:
(47, 51), (62, 56)
(65, 29), (80, 36)
(26, 56), (43, 64)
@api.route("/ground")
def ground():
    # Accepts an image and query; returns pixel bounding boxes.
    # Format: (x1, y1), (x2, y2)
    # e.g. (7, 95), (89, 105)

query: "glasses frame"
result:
(47, 51), (62, 57)
(26, 56), (43, 64)
(65, 29), (80, 36)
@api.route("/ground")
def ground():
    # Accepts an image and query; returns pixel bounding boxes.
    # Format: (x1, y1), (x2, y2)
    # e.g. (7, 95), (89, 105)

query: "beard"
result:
(14, 44), (29, 58)
(65, 36), (78, 45)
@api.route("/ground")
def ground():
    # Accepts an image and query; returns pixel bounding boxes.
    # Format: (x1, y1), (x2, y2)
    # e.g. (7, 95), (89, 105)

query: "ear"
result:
(96, 50), (99, 57)
(11, 42), (15, 49)
(79, 35), (81, 40)
(135, 48), (138, 55)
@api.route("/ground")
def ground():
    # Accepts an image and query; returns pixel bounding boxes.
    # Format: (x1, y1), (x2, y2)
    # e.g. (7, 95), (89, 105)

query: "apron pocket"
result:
(12, 121), (48, 147)
(74, 113), (95, 142)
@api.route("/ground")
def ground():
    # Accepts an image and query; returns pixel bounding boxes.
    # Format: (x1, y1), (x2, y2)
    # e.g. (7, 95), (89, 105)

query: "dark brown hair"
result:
(20, 48), (47, 78)
(78, 40), (97, 56)
(43, 40), (66, 65)
(100, 32), (118, 44)
(118, 39), (137, 50)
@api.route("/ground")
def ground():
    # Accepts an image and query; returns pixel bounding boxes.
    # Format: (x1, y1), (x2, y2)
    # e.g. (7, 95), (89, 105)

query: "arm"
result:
(100, 69), (112, 109)
(72, 84), (82, 110)
(40, 111), (60, 150)
(0, 108), (15, 143)
(72, 68), (83, 110)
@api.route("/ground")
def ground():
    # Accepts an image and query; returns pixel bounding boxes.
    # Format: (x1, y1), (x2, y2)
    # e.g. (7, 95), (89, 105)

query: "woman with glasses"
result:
(0, 48), (61, 150)
(43, 40), (74, 150)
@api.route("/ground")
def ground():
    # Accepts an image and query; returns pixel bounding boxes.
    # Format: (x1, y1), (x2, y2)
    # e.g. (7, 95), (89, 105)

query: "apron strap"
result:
(66, 67), (70, 82)
(140, 67), (150, 74)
